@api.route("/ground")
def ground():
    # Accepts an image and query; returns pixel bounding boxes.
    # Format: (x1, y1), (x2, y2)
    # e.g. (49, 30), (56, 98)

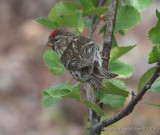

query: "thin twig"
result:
(102, 0), (119, 69)
(89, 0), (107, 38)
(91, 58), (160, 131)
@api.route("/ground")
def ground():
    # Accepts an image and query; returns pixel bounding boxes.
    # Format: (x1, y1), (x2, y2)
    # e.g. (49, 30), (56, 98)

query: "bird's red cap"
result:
(49, 28), (59, 38)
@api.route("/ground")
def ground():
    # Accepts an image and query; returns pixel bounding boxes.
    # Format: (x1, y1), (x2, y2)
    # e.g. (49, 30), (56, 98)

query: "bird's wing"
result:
(80, 40), (98, 62)
(67, 56), (92, 70)
(67, 39), (99, 70)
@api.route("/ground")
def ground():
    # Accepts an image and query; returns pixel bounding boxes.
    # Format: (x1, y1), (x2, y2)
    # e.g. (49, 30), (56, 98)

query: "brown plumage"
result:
(47, 28), (117, 89)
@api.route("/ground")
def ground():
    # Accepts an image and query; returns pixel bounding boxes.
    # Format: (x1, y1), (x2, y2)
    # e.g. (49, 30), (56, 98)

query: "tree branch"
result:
(87, 0), (119, 134)
(102, 0), (119, 69)
(85, 1), (109, 135)
(92, 58), (160, 131)
(83, 83), (100, 124)
(86, 0), (160, 134)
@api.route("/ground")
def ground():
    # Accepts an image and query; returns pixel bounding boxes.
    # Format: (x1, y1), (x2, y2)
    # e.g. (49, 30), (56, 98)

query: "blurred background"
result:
(0, 0), (160, 135)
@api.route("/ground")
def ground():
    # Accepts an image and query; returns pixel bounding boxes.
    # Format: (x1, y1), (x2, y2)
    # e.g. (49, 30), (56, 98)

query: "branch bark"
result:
(83, 83), (100, 125)
(91, 58), (160, 131)
(102, 0), (119, 69)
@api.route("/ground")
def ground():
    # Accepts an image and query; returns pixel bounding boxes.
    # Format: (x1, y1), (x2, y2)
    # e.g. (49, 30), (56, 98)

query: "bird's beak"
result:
(46, 42), (54, 47)
(47, 43), (54, 47)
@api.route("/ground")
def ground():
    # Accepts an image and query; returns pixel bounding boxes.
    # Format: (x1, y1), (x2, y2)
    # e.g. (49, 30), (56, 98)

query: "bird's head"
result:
(47, 28), (73, 56)
(47, 28), (61, 48)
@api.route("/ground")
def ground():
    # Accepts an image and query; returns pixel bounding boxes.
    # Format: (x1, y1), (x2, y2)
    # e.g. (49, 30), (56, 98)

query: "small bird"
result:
(47, 28), (117, 90)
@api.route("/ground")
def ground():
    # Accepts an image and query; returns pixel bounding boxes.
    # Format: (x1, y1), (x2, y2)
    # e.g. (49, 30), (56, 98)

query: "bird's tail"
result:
(90, 66), (118, 90)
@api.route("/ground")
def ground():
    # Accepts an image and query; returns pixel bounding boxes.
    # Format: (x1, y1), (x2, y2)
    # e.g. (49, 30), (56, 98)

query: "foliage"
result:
(138, 10), (160, 106)
(109, 45), (136, 63)
(42, 82), (81, 107)
(148, 10), (160, 45)
(138, 67), (156, 91)
(43, 50), (65, 75)
(114, 5), (141, 34)
(94, 79), (128, 109)
(35, 18), (59, 30)
(35, 0), (160, 115)
(108, 60), (134, 78)
(124, 0), (152, 11)
(101, 79), (129, 97)
(83, 100), (105, 116)
(148, 44), (160, 64)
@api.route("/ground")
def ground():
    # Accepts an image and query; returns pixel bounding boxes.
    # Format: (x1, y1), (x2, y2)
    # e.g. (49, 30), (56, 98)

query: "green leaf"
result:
(94, 81), (127, 110)
(34, 18), (59, 29)
(73, 30), (81, 35)
(49, 68), (65, 76)
(148, 44), (160, 64)
(101, 79), (129, 97)
(148, 28), (160, 45)
(149, 79), (160, 92)
(78, 0), (94, 10)
(125, 0), (152, 11)
(72, 83), (80, 92)
(93, 89), (102, 99)
(95, 79), (128, 110)
(148, 10), (160, 44)
(108, 79), (126, 89)
(108, 60), (135, 79)
(42, 96), (61, 107)
(42, 82), (81, 106)
(115, 6), (141, 34)
(112, 36), (118, 48)
(85, 18), (91, 28)
(63, 92), (81, 101)
(44, 82), (72, 93)
(82, 7), (108, 17)
(42, 82), (72, 96)
(49, 1), (82, 27)
(119, 30), (126, 35)
(77, 19), (85, 32)
(43, 90), (50, 96)
(43, 50), (65, 76)
(143, 101), (160, 107)
(84, 100), (105, 116)
(99, 24), (106, 34)
(109, 45), (136, 63)
(91, 0), (96, 6)
(101, 94), (126, 110)
(138, 67), (156, 91)
(48, 89), (71, 97)
(62, 83), (81, 101)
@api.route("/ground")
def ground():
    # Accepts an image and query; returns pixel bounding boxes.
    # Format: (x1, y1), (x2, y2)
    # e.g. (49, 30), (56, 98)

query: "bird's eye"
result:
(55, 38), (59, 42)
